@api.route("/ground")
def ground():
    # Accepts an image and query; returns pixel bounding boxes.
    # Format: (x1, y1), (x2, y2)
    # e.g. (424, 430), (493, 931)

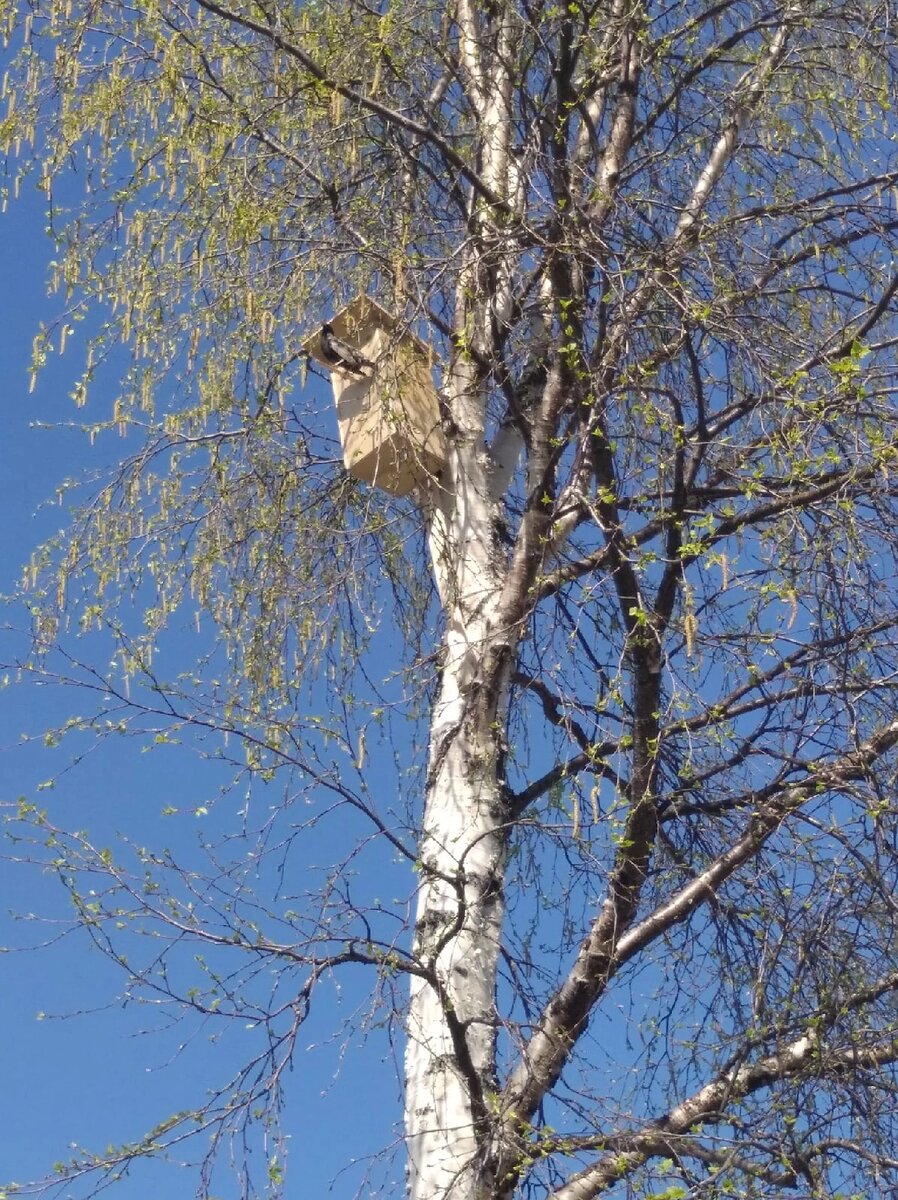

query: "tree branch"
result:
(495, 717), (898, 1176)
(546, 1029), (898, 1200)
(191, 0), (506, 212)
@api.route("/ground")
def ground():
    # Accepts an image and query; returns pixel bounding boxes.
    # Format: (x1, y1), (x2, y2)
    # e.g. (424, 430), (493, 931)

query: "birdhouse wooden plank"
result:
(305, 296), (447, 497)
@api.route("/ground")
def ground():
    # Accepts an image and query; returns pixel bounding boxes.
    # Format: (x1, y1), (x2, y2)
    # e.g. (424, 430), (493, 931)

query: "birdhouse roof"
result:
(303, 294), (433, 370)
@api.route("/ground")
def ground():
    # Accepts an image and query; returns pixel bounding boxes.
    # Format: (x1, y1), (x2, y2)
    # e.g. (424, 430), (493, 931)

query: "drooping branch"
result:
(191, 0), (507, 213)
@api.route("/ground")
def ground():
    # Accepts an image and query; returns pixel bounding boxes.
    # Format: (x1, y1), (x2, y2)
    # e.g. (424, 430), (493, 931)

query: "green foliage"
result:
(3, 0), (439, 749)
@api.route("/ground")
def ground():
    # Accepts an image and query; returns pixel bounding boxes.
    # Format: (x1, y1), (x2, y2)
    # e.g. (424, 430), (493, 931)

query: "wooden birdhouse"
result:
(306, 296), (447, 497)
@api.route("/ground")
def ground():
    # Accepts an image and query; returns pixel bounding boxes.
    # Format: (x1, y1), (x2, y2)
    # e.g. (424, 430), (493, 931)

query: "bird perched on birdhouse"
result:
(319, 322), (374, 376)
(304, 296), (446, 497)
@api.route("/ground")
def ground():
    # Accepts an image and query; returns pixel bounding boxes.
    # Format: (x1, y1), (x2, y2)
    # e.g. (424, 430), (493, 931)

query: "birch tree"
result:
(5, 1), (898, 1198)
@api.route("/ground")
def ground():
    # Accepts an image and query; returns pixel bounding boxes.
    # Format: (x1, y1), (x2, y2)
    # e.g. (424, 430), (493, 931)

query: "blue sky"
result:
(0, 184), (407, 1198)
(0, 184), (684, 1198)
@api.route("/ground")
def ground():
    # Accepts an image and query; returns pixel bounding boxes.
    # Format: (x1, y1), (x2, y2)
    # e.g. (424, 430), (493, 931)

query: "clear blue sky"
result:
(0, 181), (407, 1198)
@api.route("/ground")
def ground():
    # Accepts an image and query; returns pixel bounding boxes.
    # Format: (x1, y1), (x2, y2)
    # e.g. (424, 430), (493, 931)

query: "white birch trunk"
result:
(404, 12), (522, 1192)
(403, 687), (507, 1200)
(405, 348), (513, 1200)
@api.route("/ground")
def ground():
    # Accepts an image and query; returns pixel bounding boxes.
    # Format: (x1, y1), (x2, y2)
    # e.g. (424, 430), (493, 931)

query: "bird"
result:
(319, 322), (374, 376)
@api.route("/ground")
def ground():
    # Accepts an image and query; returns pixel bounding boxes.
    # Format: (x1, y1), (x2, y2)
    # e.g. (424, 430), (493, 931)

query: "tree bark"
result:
(405, 339), (513, 1200)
